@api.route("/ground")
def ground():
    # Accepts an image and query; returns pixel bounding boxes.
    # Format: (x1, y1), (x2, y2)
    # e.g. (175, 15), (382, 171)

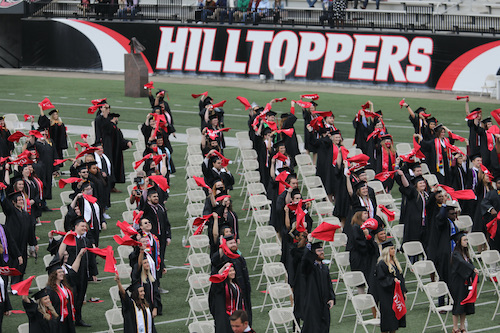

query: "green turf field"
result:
(0, 74), (499, 332)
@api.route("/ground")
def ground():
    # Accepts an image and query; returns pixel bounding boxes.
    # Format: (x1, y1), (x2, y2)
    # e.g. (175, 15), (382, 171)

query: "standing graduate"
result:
(115, 275), (157, 333)
(0, 117), (14, 158)
(374, 240), (407, 333)
(75, 184), (106, 246)
(22, 289), (59, 333)
(45, 261), (76, 333)
(209, 263), (246, 333)
(93, 102), (110, 144)
(449, 232), (479, 333)
(0, 265), (12, 331)
(300, 238), (335, 333)
(481, 176), (500, 250)
(133, 245), (161, 318)
(37, 105), (68, 160)
(101, 112), (133, 186)
(278, 112), (300, 164)
(0, 191), (37, 284)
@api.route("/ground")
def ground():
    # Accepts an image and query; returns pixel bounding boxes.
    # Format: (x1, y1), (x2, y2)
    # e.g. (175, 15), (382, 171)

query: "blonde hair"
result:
(38, 298), (59, 321)
(377, 246), (402, 275)
(141, 258), (155, 284)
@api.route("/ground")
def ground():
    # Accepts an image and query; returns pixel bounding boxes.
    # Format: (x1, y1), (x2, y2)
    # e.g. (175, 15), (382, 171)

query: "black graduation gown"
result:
(467, 119), (484, 157)
(352, 116), (371, 154)
(450, 251), (476, 315)
(23, 299), (59, 333)
(348, 224), (377, 283)
(450, 163), (474, 217)
(399, 185), (426, 244)
(0, 277), (12, 331)
(254, 134), (270, 186)
(303, 109), (317, 153)
(209, 281), (245, 333)
(102, 119), (131, 184)
(24, 177), (43, 219)
(300, 249), (335, 333)
(472, 183), (488, 233)
(0, 223), (21, 269)
(310, 135), (335, 194)
(0, 128), (14, 158)
(290, 245), (305, 320)
(132, 266), (161, 313)
(375, 147), (397, 191)
(143, 202), (171, 278)
(281, 114), (300, 163)
(480, 189), (500, 250)
(427, 205), (455, 284)
(120, 291), (157, 333)
(35, 141), (56, 200)
(38, 116), (68, 159)
(202, 163), (235, 190)
(211, 251), (252, 324)
(87, 172), (108, 211)
(375, 261), (407, 332)
(419, 137), (455, 186)
(46, 285), (76, 333)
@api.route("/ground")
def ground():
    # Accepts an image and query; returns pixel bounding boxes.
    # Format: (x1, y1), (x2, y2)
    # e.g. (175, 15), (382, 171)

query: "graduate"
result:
(93, 102), (110, 145)
(449, 231), (479, 333)
(254, 125), (273, 186)
(115, 275), (157, 333)
(76, 183), (106, 246)
(30, 127), (57, 203)
(209, 263), (246, 333)
(278, 112), (300, 164)
(480, 176), (500, 251)
(299, 100), (319, 162)
(45, 261), (76, 333)
(300, 237), (335, 333)
(0, 265), (12, 330)
(374, 134), (398, 192)
(37, 105), (68, 160)
(22, 288), (59, 333)
(143, 188), (171, 269)
(374, 240), (407, 333)
(202, 150), (235, 190)
(133, 244), (161, 318)
(0, 116), (14, 158)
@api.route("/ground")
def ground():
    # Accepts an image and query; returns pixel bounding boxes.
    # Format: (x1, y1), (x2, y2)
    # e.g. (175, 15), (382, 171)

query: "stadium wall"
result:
(22, 18), (500, 93)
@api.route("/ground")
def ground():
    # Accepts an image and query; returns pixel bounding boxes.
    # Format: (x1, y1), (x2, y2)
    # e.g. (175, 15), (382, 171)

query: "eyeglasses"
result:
(80, 170), (88, 173)
(142, 221), (151, 224)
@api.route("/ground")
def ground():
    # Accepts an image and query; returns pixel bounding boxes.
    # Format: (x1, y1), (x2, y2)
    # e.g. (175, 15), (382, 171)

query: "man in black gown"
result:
(0, 117), (14, 158)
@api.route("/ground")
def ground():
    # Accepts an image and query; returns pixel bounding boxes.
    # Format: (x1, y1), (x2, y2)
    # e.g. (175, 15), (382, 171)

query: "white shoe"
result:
(103, 213), (111, 219)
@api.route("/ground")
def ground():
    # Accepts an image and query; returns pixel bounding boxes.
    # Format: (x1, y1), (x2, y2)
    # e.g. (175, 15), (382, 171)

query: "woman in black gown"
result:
(45, 263), (76, 333)
(134, 247), (161, 317)
(209, 263), (246, 333)
(450, 232), (479, 333)
(22, 289), (59, 333)
(375, 240), (407, 333)
(38, 106), (68, 160)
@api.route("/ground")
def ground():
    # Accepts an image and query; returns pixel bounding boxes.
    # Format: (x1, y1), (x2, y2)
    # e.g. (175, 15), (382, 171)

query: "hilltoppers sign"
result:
(22, 19), (500, 92)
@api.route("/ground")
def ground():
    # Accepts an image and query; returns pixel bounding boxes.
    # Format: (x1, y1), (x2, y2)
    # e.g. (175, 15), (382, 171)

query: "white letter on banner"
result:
(199, 28), (222, 72)
(406, 37), (433, 84)
(223, 29), (247, 74)
(246, 30), (274, 75)
(156, 27), (188, 70)
(295, 32), (326, 77)
(375, 36), (409, 82)
(268, 31), (299, 75)
(321, 33), (354, 79)
(349, 35), (380, 81)
(184, 28), (203, 71)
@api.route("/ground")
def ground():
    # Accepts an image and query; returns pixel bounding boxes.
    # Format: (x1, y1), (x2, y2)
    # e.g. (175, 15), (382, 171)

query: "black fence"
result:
(26, 2), (500, 35)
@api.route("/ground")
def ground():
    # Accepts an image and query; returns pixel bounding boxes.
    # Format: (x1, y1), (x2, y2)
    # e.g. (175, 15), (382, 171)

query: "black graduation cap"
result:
(409, 162), (421, 170)
(148, 139), (157, 145)
(381, 239), (394, 249)
(493, 175), (500, 182)
(371, 216), (386, 235)
(152, 105), (161, 112)
(353, 180), (367, 191)
(331, 129), (341, 135)
(8, 191), (23, 201)
(0, 116), (4, 120)
(208, 112), (218, 120)
(412, 176), (426, 185)
(10, 173), (23, 185)
(147, 188), (158, 196)
(353, 166), (367, 176)
(375, 110), (383, 116)
(76, 163), (88, 172)
(415, 107), (426, 113)
(482, 117), (492, 124)
(126, 281), (142, 292)
(91, 140), (103, 147)
(443, 205), (456, 212)
(262, 127), (272, 136)
(72, 216), (86, 227)
(310, 101), (318, 107)
(280, 113), (289, 119)
(109, 113), (121, 118)
(277, 166), (293, 174)
(274, 140), (286, 147)
(310, 240), (323, 251)
(46, 260), (62, 275)
(48, 109), (59, 116)
(472, 107), (482, 112)
(434, 123), (444, 132)
(223, 234), (236, 242)
(470, 153), (481, 161)
(450, 231), (466, 243)
(266, 110), (277, 117)
(33, 288), (49, 300)
(353, 206), (368, 213)
(26, 143), (37, 151)
(427, 117), (437, 124)
(380, 134), (393, 141)
(87, 161), (97, 168)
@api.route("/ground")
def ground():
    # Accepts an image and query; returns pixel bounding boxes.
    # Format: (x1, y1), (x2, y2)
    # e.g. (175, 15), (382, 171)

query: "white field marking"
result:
(384, 118), (392, 121)
(135, 101), (143, 104)
(79, 98), (86, 100)
(8, 93), (14, 95)
(339, 115), (347, 117)
(469, 325), (500, 333)
(234, 108), (242, 111)
(60, 96), (68, 99)
(25, 94), (32, 96)
(452, 123), (461, 125)
(116, 100), (123, 102)
(174, 104), (181, 106)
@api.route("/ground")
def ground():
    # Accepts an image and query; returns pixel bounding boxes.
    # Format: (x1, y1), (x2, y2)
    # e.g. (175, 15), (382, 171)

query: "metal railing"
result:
(26, 3), (500, 34)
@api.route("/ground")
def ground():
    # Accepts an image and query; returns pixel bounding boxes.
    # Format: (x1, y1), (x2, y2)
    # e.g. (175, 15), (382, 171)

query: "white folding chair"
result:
(251, 226), (280, 253)
(339, 271), (367, 323)
(401, 241), (427, 277)
(246, 195), (271, 232)
(43, 254), (54, 267)
(390, 224), (404, 252)
(60, 191), (73, 206)
(242, 182), (267, 210)
(185, 178), (199, 193)
(375, 193), (395, 209)
(186, 165), (203, 178)
(308, 187), (334, 219)
(265, 307), (300, 333)
(186, 295), (211, 324)
(240, 171), (261, 196)
(333, 251), (350, 293)
(186, 273), (211, 301)
(186, 235), (210, 261)
(468, 232), (490, 278)
(491, 272), (500, 320)
(478, 249), (500, 296)
(186, 253), (211, 280)
(105, 308), (124, 332)
(54, 219), (64, 232)
(253, 243), (281, 270)
(116, 264), (132, 282)
(302, 175), (324, 193)
(122, 211), (134, 223)
(263, 282), (293, 309)
(187, 203), (205, 219)
(117, 245), (133, 265)
(35, 275), (48, 291)
(420, 163), (430, 175)
(396, 143), (412, 155)
(423, 174), (439, 187)
(187, 189), (207, 205)
(410, 260), (439, 310)
(352, 294), (381, 333)
(188, 321), (215, 333)
(367, 180), (385, 195)
(422, 282), (454, 332)
(455, 215), (473, 232)
(365, 169), (376, 181)
(328, 231), (347, 264)
(257, 262), (288, 291)
(17, 323), (29, 333)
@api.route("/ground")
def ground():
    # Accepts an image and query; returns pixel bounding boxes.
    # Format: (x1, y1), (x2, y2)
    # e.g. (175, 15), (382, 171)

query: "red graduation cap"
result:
(144, 81), (155, 90)
(272, 97), (287, 103)
(347, 154), (370, 164)
(236, 96), (251, 110)
(86, 246), (117, 273)
(75, 147), (101, 159)
(58, 177), (83, 189)
(220, 238), (240, 259)
(63, 231), (77, 246)
(447, 131), (466, 142)
(29, 130), (43, 139)
(466, 110), (482, 121)
(8, 131), (28, 142)
(361, 101), (370, 110)
(460, 274), (478, 305)
(83, 194), (98, 204)
(38, 98), (55, 111)
(215, 195), (231, 202)
(273, 152), (288, 162)
(209, 263), (233, 283)
(193, 176), (210, 190)
(311, 222), (341, 242)
(53, 159), (70, 167)
(132, 210), (144, 225)
(399, 98), (405, 108)
(23, 114), (34, 122)
(134, 153), (152, 170)
(360, 218), (378, 231)
(374, 171), (397, 182)
(212, 151), (230, 168)
(11, 275), (35, 295)
(191, 91), (208, 99)
(91, 98), (107, 105)
(276, 128), (294, 137)
(378, 205), (395, 222)
(310, 116), (324, 131)
(456, 95), (469, 101)
(312, 111), (333, 118)
(113, 234), (141, 247)
(148, 175), (169, 191)
(0, 266), (22, 276)
(212, 100), (227, 108)
(300, 94), (319, 100)
(74, 142), (90, 152)
(293, 100), (312, 109)
(116, 220), (138, 237)
(87, 104), (104, 114)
